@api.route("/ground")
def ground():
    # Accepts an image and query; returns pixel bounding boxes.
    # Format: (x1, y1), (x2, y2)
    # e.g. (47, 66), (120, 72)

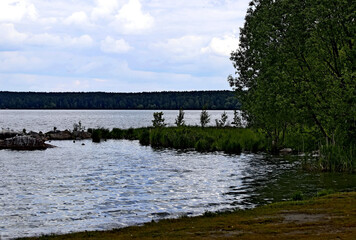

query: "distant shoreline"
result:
(0, 108), (237, 110)
(0, 90), (240, 110)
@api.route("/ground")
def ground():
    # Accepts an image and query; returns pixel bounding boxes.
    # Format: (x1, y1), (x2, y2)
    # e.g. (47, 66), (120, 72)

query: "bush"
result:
(317, 189), (334, 197)
(223, 140), (242, 154)
(139, 129), (150, 146)
(92, 129), (101, 143)
(111, 128), (123, 139)
(152, 112), (166, 128)
(319, 144), (355, 172)
(200, 108), (210, 127)
(292, 191), (304, 201)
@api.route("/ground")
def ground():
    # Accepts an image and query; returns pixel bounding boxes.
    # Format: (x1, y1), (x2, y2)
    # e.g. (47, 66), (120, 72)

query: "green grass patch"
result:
(88, 126), (267, 154)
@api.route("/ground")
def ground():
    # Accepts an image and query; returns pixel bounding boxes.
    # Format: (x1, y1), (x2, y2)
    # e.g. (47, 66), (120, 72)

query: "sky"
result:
(0, 0), (250, 92)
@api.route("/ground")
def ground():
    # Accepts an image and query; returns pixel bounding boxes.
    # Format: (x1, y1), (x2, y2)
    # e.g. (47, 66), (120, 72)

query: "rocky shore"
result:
(0, 129), (91, 150)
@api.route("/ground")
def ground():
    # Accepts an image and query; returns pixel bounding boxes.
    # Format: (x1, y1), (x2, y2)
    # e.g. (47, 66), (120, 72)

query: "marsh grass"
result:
(88, 126), (266, 154)
(319, 144), (356, 172)
(148, 127), (266, 154)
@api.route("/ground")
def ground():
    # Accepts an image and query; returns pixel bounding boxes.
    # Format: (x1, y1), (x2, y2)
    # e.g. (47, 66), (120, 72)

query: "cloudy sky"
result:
(0, 0), (249, 92)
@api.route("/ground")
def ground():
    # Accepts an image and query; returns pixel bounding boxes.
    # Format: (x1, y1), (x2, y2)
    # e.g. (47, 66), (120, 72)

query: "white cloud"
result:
(28, 33), (94, 48)
(0, 51), (43, 71)
(0, 0), (38, 22)
(202, 34), (239, 57)
(0, 23), (94, 49)
(153, 35), (207, 59)
(91, 0), (120, 21)
(100, 36), (132, 53)
(0, 23), (28, 45)
(0, 0), (251, 92)
(113, 0), (154, 34)
(64, 11), (89, 26)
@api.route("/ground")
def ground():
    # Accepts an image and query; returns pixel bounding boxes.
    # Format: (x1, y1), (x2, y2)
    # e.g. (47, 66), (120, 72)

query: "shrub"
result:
(317, 189), (334, 197)
(292, 191), (304, 201)
(139, 129), (150, 146)
(111, 128), (123, 139)
(200, 108), (210, 127)
(223, 140), (242, 154)
(152, 112), (166, 128)
(175, 108), (185, 127)
(92, 129), (101, 143)
(215, 111), (228, 127)
(319, 144), (355, 172)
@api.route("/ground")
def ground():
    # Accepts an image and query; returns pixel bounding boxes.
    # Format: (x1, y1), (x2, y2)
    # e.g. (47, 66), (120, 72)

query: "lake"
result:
(0, 110), (239, 133)
(0, 110), (355, 239)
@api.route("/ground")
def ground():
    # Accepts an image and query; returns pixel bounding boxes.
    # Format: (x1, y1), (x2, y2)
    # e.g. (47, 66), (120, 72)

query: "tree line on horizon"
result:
(0, 91), (240, 110)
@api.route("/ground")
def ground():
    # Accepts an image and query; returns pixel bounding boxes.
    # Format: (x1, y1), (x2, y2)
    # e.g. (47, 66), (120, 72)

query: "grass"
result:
(18, 191), (356, 240)
(88, 126), (267, 154)
(319, 144), (356, 172)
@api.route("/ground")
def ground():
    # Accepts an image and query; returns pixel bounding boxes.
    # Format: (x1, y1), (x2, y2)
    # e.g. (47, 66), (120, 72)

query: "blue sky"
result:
(0, 0), (249, 92)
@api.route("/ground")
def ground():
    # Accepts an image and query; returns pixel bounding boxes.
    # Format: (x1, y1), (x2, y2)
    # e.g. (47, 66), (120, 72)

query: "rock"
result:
(46, 130), (72, 140)
(280, 148), (293, 154)
(0, 135), (54, 150)
(0, 130), (21, 140)
(45, 130), (92, 140)
(72, 131), (92, 140)
(28, 131), (46, 141)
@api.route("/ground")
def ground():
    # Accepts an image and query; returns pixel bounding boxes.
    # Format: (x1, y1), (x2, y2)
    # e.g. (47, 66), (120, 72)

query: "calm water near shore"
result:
(0, 110), (355, 239)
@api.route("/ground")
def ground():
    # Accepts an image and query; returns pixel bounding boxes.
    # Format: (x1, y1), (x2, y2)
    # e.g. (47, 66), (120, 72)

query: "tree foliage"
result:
(175, 108), (185, 127)
(215, 111), (228, 127)
(152, 112), (166, 128)
(231, 110), (243, 128)
(229, 0), (355, 149)
(0, 91), (240, 110)
(200, 107), (210, 128)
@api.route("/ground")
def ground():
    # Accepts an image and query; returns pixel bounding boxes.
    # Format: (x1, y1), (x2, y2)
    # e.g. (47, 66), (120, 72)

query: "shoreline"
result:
(17, 191), (356, 239)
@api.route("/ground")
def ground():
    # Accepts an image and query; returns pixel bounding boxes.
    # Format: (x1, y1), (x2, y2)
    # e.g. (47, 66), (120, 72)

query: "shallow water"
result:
(0, 140), (355, 239)
(0, 110), (355, 239)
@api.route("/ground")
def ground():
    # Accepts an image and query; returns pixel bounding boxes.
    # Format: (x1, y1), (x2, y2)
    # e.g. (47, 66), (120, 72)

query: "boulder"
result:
(0, 130), (21, 140)
(72, 131), (92, 140)
(46, 130), (72, 140)
(280, 148), (293, 154)
(28, 131), (46, 141)
(0, 135), (54, 150)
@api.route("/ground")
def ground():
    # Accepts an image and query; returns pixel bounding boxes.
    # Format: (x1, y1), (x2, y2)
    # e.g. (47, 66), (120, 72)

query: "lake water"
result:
(0, 110), (355, 239)
(0, 110), (238, 133)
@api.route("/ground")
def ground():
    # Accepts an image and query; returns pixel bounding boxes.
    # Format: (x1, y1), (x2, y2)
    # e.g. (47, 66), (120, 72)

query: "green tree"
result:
(229, 0), (355, 150)
(175, 108), (185, 127)
(215, 111), (228, 127)
(152, 112), (166, 128)
(231, 110), (242, 128)
(200, 107), (210, 127)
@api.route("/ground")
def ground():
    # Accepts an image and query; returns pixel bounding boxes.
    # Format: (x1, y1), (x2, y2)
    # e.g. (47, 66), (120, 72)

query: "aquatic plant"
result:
(319, 144), (355, 172)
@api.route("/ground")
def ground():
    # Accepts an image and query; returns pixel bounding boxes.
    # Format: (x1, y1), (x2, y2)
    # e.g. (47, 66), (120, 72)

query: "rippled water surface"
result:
(0, 111), (355, 239)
